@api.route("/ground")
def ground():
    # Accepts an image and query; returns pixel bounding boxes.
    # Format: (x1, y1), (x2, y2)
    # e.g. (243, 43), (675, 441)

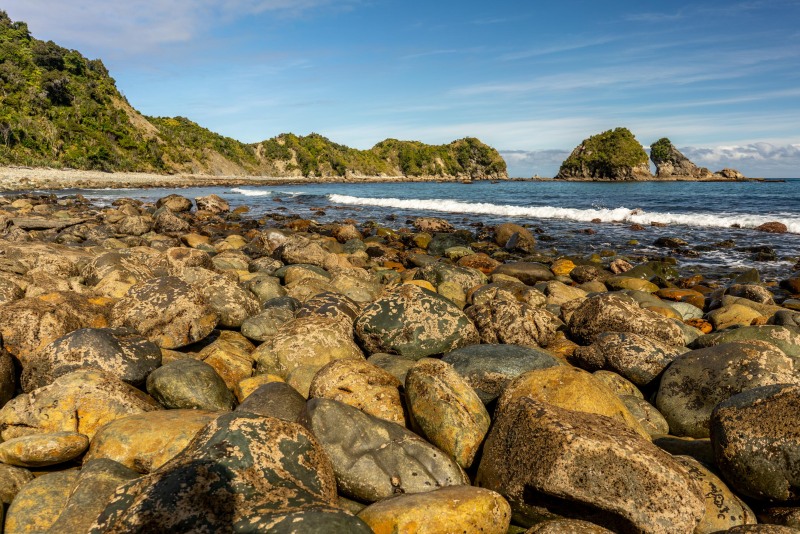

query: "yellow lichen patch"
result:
(403, 279), (436, 292)
(358, 485), (511, 534)
(499, 365), (652, 440)
(84, 409), (219, 473)
(0, 431), (89, 467)
(550, 258), (576, 277)
(235, 374), (284, 403)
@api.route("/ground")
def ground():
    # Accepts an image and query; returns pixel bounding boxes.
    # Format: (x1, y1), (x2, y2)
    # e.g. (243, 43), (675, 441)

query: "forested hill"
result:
(0, 12), (507, 180)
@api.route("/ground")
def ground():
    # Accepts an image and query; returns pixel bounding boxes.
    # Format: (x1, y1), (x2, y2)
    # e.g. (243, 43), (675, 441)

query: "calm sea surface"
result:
(48, 178), (800, 280)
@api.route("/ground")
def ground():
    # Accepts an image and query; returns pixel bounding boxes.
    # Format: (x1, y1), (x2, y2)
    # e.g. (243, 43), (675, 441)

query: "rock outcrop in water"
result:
(555, 128), (653, 181)
(649, 138), (714, 179)
(650, 138), (748, 181)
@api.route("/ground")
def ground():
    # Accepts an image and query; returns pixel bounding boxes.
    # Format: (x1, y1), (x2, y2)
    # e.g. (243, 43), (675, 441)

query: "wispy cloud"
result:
(4, 0), (360, 55)
(500, 36), (620, 61)
(625, 10), (685, 22)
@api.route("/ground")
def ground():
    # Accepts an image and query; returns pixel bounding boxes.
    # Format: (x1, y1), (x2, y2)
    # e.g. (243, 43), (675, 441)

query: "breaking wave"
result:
(327, 194), (800, 234)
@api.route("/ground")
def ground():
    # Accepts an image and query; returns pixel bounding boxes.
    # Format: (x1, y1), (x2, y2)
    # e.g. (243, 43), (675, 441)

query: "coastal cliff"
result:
(0, 12), (507, 181)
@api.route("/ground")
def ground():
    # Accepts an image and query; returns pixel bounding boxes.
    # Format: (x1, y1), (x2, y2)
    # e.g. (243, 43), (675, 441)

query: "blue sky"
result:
(5, 0), (800, 177)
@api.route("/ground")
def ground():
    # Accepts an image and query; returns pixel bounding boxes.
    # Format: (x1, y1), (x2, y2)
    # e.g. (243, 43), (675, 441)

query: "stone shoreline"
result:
(0, 191), (798, 533)
(0, 166), (518, 192)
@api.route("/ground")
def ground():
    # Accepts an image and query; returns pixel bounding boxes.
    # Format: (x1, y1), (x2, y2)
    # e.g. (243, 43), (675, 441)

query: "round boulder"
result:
(711, 384), (800, 501)
(656, 341), (800, 438)
(146, 358), (235, 411)
(21, 327), (161, 392)
(354, 284), (479, 360)
(111, 276), (219, 349)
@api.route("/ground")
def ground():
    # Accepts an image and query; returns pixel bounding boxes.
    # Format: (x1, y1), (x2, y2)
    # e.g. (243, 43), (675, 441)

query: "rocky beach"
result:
(0, 187), (797, 533)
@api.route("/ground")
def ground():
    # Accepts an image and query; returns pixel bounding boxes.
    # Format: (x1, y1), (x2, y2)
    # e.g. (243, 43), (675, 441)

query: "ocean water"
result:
(61, 179), (800, 280)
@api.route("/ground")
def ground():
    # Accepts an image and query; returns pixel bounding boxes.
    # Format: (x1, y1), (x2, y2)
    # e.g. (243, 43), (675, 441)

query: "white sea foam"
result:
(230, 188), (272, 197)
(328, 194), (800, 234)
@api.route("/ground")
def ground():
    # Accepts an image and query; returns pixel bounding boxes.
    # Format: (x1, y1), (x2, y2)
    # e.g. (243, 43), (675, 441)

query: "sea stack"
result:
(555, 128), (652, 181)
(649, 138), (714, 179)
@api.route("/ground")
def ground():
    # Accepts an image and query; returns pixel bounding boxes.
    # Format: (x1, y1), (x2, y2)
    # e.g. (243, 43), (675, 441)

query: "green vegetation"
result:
(0, 11), (507, 179)
(557, 127), (649, 179)
(649, 137), (673, 163)
(0, 12), (164, 171)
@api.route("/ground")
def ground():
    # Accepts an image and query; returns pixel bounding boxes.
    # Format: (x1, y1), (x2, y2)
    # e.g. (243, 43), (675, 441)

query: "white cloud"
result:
(3, 0), (355, 55)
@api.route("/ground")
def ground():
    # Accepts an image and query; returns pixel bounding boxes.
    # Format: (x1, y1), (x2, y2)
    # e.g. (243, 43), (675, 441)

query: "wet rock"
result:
(0, 369), (160, 441)
(21, 327), (161, 392)
(329, 271), (383, 303)
(301, 398), (468, 503)
(354, 284), (479, 360)
(427, 231), (473, 256)
(656, 341), (800, 438)
(690, 325), (800, 359)
(0, 431), (89, 467)
(194, 194), (229, 213)
(90, 412), (368, 532)
(85, 409), (219, 472)
(156, 193), (193, 213)
(725, 283), (776, 305)
(755, 221), (788, 233)
(413, 217), (455, 233)
(332, 223), (363, 243)
(3, 469), (79, 534)
(309, 359), (404, 425)
(466, 299), (560, 348)
(111, 276), (219, 349)
(406, 359), (491, 468)
(707, 303), (765, 330)
(541, 280), (587, 307)
(710, 384), (800, 501)
(358, 485), (511, 534)
(252, 314), (364, 378)
(146, 358), (235, 411)
(235, 382), (307, 422)
(492, 262), (554, 284)
(570, 332), (686, 386)
(570, 264), (609, 284)
(498, 365), (651, 440)
(495, 223), (536, 252)
(49, 459), (140, 534)
(442, 344), (562, 404)
(476, 397), (704, 533)
(457, 252), (501, 274)
(674, 455), (756, 533)
(568, 293), (686, 346)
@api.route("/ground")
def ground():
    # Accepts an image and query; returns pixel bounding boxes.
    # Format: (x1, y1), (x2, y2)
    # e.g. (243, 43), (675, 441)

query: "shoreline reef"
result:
(0, 190), (799, 532)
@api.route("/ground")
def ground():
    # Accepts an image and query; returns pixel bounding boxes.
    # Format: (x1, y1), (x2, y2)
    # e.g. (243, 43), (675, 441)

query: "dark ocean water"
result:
(56, 178), (800, 280)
